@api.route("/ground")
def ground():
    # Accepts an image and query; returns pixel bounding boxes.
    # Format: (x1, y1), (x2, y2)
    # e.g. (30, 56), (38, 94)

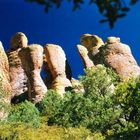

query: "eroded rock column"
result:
(7, 32), (28, 103)
(44, 44), (72, 96)
(19, 44), (47, 103)
(77, 44), (94, 68)
(0, 41), (12, 120)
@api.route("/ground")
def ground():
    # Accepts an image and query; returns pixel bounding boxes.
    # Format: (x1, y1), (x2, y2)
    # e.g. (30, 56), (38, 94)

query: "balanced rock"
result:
(95, 37), (140, 78)
(7, 32), (28, 103)
(0, 41), (12, 119)
(77, 34), (104, 69)
(80, 34), (104, 56)
(19, 44), (47, 103)
(44, 44), (72, 96)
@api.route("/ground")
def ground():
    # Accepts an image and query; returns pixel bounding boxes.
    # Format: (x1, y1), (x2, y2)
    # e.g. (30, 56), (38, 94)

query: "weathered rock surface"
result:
(0, 41), (12, 120)
(77, 44), (94, 68)
(95, 37), (140, 78)
(44, 44), (72, 96)
(19, 44), (47, 103)
(77, 34), (104, 69)
(80, 34), (104, 56)
(7, 32), (28, 103)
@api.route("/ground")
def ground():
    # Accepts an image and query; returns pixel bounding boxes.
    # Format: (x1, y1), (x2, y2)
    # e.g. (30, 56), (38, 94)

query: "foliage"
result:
(2, 65), (140, 139)
(47, 65), (122, 133)
(8, 100), (40, 127)
(105, 76), (140, 139)
(25, 0), (138, 28)
(36, 90), (63, 118)
(0, 122), (105, 140)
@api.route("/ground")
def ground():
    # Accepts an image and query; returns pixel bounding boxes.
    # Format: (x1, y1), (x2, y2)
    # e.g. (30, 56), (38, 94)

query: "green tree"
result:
(8, 100), (40, 127)
(47, 65), (122, 133)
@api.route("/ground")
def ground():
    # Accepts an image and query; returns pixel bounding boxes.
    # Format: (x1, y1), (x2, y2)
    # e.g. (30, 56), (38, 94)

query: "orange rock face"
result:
(19, 44), (47, 103)
(7, 32), (28, 103)
(44, 44), (72, 96)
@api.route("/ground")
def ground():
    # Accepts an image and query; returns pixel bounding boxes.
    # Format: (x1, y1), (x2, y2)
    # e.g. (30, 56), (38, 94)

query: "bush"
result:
(108, 76), (140, 138)
(36, 90), (62, 118)
(0, 123), (105, 140)
(47, 65), (122, 133)
(8, 100), (40, 127)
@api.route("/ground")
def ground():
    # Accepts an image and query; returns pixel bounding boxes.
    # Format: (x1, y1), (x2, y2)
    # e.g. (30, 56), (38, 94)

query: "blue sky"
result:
(0, 0), (140, 78)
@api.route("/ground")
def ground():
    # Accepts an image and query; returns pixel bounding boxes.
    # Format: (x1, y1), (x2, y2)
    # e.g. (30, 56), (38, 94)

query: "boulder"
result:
(80, 34), (104, 56)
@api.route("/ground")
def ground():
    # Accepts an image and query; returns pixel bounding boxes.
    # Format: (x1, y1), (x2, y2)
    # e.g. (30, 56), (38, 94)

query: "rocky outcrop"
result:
(0, 32), (140, 106)
(94, 37), (140, 78)
(19, 44), (47, 103)
(44, 44), (72, 96)
(0, 41), (11, 120)
(7, 32), (28, 103)
(78, 34), (140, 79)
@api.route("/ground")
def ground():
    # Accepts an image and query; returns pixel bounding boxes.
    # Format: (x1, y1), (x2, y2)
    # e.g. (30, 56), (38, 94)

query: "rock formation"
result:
(95, 37), (140, 78)
(0, 41), (12, 119)
(0, 32), (140, 107)
(7, 32), (28, 103)
(77, 44), (94, 68)
(77, 34), (104, 69)
(44, 44), (72, 96)
(80, 34), (104, 56)
(19, 44), (47, 103)
(78, 34), (140, 79)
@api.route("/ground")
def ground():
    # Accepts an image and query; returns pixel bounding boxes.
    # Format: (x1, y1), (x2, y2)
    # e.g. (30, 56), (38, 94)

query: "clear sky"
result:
(0, 0), (140, 78)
